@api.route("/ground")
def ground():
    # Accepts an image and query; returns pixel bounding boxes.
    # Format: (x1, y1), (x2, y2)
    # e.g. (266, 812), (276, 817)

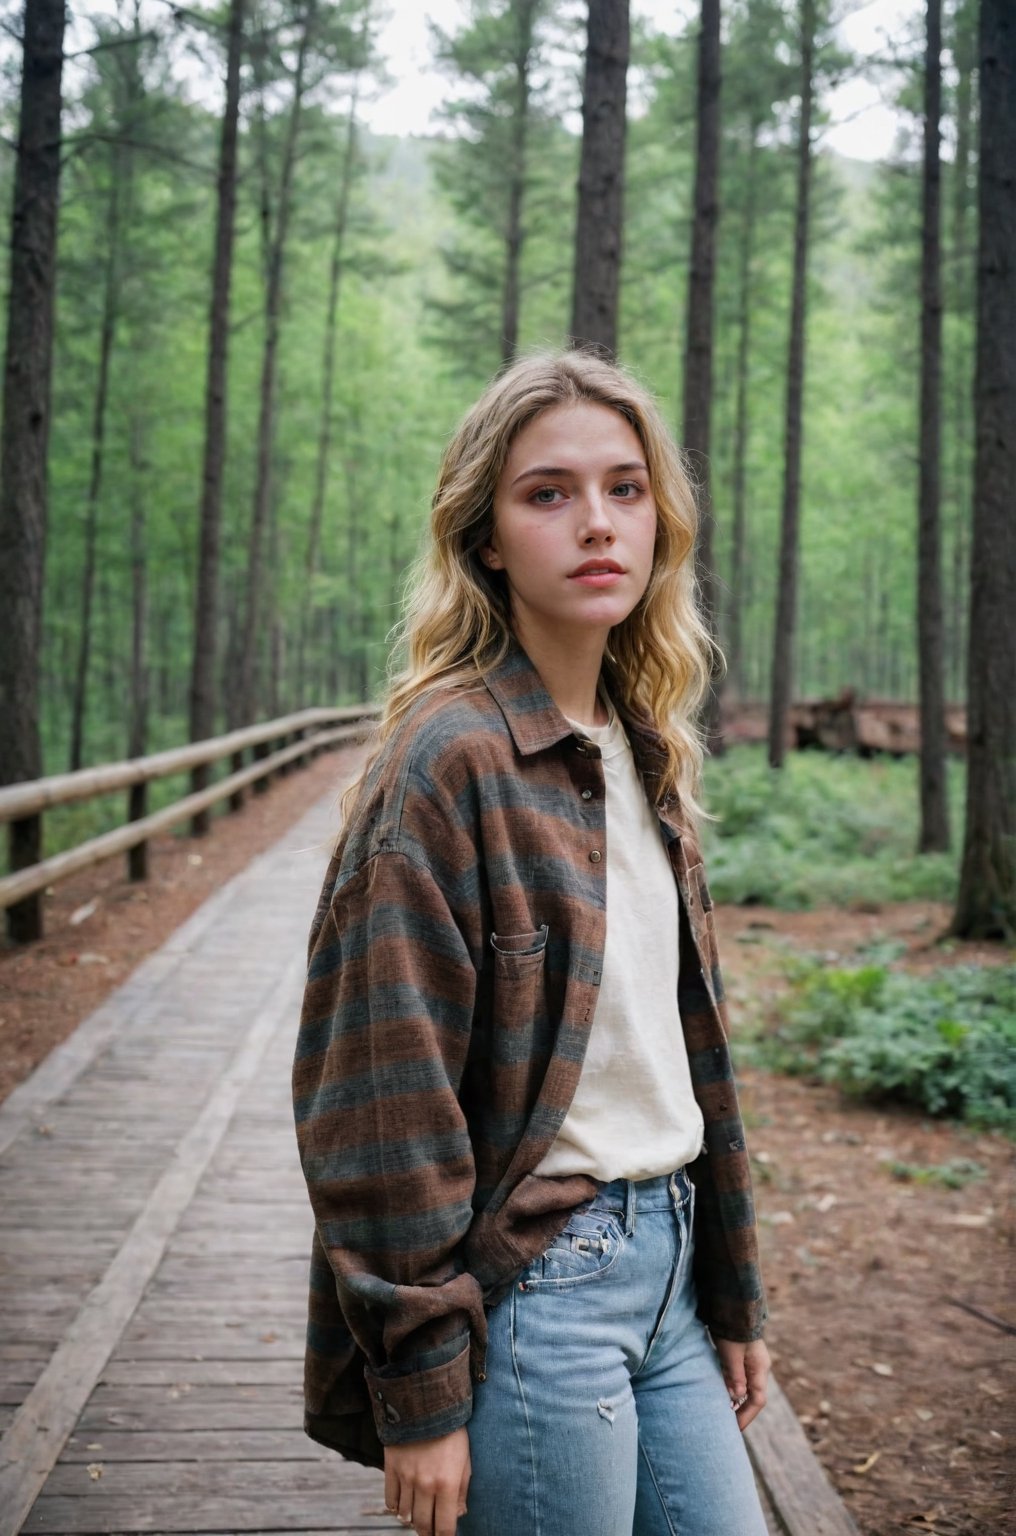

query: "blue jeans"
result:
(460, 1169), (768, 1536)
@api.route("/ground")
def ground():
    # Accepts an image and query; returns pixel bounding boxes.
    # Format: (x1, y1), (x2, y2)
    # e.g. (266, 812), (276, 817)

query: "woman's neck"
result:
(512, 619), (610, 728)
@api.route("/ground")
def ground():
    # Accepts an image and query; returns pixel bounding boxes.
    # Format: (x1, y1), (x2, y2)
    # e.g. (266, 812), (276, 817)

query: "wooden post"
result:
(7, 814), (43, 941)
(190, 763), (211, 837)
(127, 781), (148, 881)
(252, 741), (269, 795)
(228, 748), (244, 811)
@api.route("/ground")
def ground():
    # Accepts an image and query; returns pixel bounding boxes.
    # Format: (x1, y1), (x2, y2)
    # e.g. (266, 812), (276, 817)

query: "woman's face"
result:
(483, 401), (658, 648)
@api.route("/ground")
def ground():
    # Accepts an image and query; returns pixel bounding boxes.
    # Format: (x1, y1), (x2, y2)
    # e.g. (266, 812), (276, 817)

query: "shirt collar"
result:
(480, 638), (575, 756)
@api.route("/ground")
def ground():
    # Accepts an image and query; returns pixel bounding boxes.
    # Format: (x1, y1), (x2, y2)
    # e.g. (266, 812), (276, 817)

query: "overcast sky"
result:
(357, 0), (923, 161)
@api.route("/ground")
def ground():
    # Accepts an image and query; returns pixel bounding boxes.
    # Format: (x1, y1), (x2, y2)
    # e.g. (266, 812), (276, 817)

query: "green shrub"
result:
(752, 960), (1016, 1132)
(702, 745), (963, 909)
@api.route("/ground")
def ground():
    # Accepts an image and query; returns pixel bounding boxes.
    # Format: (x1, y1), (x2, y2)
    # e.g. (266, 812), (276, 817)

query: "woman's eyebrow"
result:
(510, 460), (648, 488)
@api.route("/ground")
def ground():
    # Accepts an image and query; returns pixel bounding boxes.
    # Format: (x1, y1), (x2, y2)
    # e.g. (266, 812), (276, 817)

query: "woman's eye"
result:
(612, 481), (641, 499)
(531, 486), (563, 505)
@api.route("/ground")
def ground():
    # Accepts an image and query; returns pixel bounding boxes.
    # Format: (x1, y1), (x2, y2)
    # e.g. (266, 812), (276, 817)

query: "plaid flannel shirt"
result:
(293, 640), (767, 1468)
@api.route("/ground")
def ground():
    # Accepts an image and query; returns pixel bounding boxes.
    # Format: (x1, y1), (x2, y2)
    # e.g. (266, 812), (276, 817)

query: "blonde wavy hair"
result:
(342, 348), (718, 829)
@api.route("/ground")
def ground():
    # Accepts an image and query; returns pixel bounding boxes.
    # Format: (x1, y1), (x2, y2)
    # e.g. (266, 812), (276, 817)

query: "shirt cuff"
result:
(364, 1341), (473, 1445)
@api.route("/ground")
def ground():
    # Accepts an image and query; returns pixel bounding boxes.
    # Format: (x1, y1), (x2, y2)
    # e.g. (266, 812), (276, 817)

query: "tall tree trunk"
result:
(127, 409), (148, 761)
(569, 0), (629, 355)
(951, 0), (1015, 940)
(238, 0), (316, 725)
(727, 120), (760, 705)
(0, 0), (66, 941)
(189, 0), (244, 828)
(916, 0), (949, 851)
(501, 0), (538, 364)
(682, 0), (722, 747)
(299, 72), (362, 702)
(947, 0), (976, 703)
(69, 147), (124, 773)
(767, 0), (815, 769)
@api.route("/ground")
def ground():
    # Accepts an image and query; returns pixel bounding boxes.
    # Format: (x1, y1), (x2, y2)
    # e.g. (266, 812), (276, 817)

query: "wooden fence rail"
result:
(0, 704), (380, 943)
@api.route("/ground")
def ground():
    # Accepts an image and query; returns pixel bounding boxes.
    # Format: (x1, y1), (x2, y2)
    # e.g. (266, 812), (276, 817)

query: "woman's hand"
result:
(384, 1427), (471, 1536)
(713, 1335), (770, 1431)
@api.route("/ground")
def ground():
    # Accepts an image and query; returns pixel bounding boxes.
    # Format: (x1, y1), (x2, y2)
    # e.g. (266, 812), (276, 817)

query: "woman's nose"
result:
(579, 491), (616, 541)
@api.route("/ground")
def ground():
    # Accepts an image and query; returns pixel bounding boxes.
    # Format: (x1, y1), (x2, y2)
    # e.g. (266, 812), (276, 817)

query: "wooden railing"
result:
(0, 705), (380, 943)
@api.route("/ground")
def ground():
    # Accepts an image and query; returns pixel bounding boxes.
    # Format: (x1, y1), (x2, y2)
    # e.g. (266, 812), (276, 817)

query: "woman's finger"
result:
(410, 1486), (435, 1536)
(384, 1466), (400, 1520)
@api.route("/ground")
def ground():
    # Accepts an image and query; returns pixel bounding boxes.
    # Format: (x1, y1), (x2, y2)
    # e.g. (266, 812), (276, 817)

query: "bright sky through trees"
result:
(359, 0), (924, 161)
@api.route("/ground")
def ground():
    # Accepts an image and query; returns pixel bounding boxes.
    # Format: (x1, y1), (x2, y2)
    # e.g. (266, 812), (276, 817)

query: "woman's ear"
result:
(481, 544), (502, 570)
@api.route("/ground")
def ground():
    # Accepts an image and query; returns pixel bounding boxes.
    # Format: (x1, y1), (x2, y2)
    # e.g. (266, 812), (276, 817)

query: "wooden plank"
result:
(0, 879), (238, 1158)
(0, 953), (305, 1536)
(77, 1385), (304, 1434)
(98, 1359), (301, 1388)
(62, 1429), (324, 1462)
(25, 1461), (395, 1534)
(745, 1376), (859, 1536)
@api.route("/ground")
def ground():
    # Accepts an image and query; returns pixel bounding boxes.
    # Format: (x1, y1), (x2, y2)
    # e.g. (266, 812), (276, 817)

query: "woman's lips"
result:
(568, 570), (624, 586)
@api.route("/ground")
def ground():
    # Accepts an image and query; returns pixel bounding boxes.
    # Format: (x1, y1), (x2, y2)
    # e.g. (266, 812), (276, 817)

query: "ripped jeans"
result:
(458, 1169), (768, 1536)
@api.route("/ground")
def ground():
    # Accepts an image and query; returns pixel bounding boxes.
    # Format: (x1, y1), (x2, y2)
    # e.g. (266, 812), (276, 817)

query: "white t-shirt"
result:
(534, 700), (705, 1182)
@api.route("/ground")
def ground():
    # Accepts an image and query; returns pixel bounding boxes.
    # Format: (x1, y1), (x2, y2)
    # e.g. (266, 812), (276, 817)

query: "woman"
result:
(293, 350), (770, 1536)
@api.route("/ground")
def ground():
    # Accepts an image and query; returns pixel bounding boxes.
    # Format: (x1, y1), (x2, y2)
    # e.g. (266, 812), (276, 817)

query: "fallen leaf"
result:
(872, 1362), (894, 1377)
(86, 1463), (103, 1481)
(70, 900), (98, 927)
(915, 1408), (934, 1421)
(852, 1450), (881, 1474)
(816, 1193), (837, 1213)
(188, 853), (203, 867)
(260, 1331), (278, 1344)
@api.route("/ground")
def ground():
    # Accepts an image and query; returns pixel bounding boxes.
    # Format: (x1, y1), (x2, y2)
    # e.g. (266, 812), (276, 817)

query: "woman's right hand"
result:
(384, 1426), (471, 1536)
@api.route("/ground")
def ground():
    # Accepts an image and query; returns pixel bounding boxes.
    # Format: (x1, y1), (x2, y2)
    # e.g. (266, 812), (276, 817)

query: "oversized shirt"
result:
(292, 639), (768, 1469)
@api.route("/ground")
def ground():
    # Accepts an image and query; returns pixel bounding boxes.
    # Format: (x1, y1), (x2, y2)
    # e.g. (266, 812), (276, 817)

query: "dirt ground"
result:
(721, 906), (1015, 1536)
(1, 749), (1013, 1535)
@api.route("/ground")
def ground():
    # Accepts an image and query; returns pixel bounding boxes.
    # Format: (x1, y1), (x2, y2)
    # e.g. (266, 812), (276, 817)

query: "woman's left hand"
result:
(712, 1335), (770, 1431)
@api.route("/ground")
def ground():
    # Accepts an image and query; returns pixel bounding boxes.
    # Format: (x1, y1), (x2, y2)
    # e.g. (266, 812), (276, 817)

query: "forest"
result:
(0, 0), (1012, 942)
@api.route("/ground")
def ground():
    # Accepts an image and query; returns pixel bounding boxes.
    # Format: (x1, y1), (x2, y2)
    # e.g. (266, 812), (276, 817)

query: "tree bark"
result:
(946, 0), (976, 703)
(69, 150), (124, 773)
(951, 0), (1015, 940)
(299, 69), (362, 702)
(501, 0), (538, 364)
(0, 0), (66, 941)
(238, 0), (316, 726)
(569, 0), (629, 356)
(189, 0), (244, 829)
(767, 0), (814, 769)
(727, 120), (760, 705)
(682, 0), (722, 748)
(127, 408), (148, 764)
(916, 0), (949, 851)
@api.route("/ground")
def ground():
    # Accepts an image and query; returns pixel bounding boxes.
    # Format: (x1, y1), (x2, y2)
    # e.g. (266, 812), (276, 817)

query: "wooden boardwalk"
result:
(0, 771), (854, 1536)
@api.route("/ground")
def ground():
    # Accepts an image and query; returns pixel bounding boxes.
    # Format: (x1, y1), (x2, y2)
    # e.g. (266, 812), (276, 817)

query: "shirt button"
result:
(581, 788), (592, 800)
(589, 850), (602, 863)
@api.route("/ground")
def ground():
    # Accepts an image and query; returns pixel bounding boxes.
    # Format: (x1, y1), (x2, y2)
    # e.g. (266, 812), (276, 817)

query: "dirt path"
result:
(1, 769), (1012, 1534)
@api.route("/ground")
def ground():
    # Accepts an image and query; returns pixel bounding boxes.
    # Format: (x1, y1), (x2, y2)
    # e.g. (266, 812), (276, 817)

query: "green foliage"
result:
(754, 958), (1016, 1132)
(882, 1156), (986, 1189)
(702, 745), (963, 908)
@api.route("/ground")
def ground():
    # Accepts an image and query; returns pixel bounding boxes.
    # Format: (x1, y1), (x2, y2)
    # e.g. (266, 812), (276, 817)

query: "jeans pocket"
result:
(518, 1211), (624, 1290)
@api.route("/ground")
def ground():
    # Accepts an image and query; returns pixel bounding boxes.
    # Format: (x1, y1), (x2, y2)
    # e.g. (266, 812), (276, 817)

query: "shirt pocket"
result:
(488, 924), (549, 1037)
(490, 924), (549, 979)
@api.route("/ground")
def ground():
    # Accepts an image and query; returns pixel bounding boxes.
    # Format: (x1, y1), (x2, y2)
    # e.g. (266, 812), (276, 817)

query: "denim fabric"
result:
(459, 1170), (768, 1536)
